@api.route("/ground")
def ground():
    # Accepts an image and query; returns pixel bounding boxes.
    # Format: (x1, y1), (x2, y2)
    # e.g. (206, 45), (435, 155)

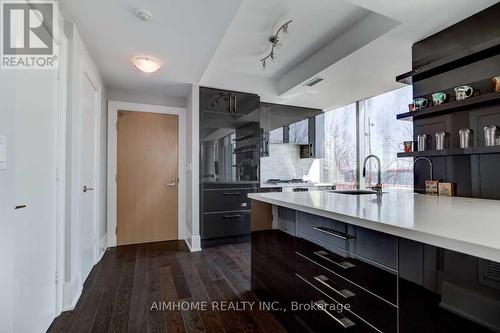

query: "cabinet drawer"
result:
(203, 188), (254, 213)
(296, 237), (397, 305)
(296, 212), (397, 270)
(294, 274), (382, 333)
(296, 211), (350, 250)
(296, 252), (397, 333)
(202, 211), (250, 239)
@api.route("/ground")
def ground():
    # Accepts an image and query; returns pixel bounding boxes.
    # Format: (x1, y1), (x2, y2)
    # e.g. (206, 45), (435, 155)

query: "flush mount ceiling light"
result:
(134, 8), (153, 21)
(132, 56), (161, 73)
(260, 20), (292, 71)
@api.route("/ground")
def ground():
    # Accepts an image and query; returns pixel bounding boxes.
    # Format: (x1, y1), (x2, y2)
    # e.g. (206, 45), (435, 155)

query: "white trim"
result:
(107, 101), (187, 247)
(184, 228), (201, 252)
(79, 54), (102, 277)
(55, 30), (68, 317)
(62, 276), (82, 312)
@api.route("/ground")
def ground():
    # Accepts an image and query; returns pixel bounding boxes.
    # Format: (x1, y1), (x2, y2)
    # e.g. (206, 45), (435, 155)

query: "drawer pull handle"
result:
(314, 251), (355, 270)
(223, 192), (242, 196)
(223, 214), (242, 219)
(314, 275), (355, 299)
(313, 226), (354, 240)
(314, 300), (356, 329)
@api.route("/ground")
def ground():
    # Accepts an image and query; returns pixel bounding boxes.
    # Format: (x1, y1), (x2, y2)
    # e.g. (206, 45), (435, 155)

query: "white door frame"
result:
(55, 32), (68, 317)
(107, 101), (187, 247)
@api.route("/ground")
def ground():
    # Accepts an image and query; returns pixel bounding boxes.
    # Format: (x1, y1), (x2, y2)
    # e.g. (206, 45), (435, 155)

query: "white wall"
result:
(185, 84), (201, 251)
(107, 88), (186, 108)
(63, 21), (107, 310)
(0, 70), (16, 333)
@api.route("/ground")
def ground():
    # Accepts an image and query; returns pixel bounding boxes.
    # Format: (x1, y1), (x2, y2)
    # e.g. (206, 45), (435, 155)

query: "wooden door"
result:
(117, 111), (179, 245)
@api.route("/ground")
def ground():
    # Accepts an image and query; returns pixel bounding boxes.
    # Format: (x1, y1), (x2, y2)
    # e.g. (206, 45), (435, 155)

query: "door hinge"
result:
(55, 271), (59, 284)
(115, 174), (118, 183)
(116, 121), (119, 130)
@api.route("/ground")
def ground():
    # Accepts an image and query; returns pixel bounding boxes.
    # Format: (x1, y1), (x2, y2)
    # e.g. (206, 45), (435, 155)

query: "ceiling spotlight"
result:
(132, 56), (161, 73)
(135, 8), (152, 21)
(260, 20), (292, 70)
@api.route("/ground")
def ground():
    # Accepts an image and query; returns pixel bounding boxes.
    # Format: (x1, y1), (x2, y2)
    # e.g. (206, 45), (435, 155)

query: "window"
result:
(316, 86), (413, 190)
(322, 103), (357, 189)
(362, 86), (413, 189)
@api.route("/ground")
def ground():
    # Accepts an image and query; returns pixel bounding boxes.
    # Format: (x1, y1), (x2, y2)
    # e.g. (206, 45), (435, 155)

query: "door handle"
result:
(314, 275), (355, 299)
(314, 300), (356, 328)
(313, 226), (355, 240)
(314, 251), (355, 270)
(83, 186), (94, 192)
(165, 179), (177, 187)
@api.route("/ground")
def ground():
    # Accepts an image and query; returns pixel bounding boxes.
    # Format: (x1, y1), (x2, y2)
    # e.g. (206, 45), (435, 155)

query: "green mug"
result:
(432, 92), (447, 105)
(413, 98), (428, 109)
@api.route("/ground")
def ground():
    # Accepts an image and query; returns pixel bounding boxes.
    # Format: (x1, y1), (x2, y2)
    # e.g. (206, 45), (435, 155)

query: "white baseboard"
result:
(98, 233), (107, 261)
(62, 276), (82, 312)
(184, 228), (201, 252)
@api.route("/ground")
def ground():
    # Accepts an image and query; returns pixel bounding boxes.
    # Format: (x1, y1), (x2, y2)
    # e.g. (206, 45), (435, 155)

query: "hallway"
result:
(48, 241), (286, 332)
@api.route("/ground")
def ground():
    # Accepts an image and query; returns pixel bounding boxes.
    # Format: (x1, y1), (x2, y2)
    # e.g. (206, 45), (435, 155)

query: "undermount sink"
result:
(329, 190), (379, 195)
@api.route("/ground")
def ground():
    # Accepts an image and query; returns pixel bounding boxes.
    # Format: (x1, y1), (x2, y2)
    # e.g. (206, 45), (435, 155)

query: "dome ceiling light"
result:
(132, 56), (161, 73)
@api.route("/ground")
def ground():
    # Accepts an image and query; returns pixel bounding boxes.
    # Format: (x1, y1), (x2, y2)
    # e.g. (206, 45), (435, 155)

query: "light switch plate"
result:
(0, 135), (7, 170)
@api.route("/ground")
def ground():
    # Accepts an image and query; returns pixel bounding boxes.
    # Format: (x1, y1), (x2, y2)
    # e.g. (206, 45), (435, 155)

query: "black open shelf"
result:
(397, 146), (500, 158)
(396, 37), (500, 85)
(396, 92), (500, 121)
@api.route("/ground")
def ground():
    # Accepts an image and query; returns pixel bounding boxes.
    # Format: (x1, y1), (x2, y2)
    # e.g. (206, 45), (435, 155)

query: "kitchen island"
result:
(249, 190), (500, 333)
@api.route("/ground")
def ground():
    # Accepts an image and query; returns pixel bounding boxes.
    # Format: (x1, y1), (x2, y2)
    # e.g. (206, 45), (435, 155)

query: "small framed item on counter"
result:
(425, 180), (439, 196)
(438, 182), (456, 197)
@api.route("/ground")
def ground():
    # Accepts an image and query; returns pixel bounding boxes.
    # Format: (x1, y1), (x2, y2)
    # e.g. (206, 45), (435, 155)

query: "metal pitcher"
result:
(459, 128), (473, 148)
(435, 132), (449, 150)
(417, 134), (430, 151)
(484, 125), (499, 147)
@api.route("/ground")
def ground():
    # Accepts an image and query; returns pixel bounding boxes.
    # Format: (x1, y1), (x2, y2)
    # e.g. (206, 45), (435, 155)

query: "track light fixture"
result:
(260, 20), (292, 71)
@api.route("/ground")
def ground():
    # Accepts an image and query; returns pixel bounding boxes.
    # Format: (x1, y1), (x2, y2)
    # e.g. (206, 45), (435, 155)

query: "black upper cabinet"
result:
(201, 87), (259, 115)
(260, 102), (324, 158)
(200, 87), (261, 184)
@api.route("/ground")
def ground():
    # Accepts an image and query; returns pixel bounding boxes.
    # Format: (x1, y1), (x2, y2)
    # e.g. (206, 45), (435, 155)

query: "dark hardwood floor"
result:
(48, 241), (287, 333)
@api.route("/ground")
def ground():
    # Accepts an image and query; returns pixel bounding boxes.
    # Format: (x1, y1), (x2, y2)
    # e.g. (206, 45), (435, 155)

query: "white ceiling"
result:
(201, 0), (498, 110)
(206, 0), (371, 79)
(60, 0), (498, 105)
(59, 0), (243, 97)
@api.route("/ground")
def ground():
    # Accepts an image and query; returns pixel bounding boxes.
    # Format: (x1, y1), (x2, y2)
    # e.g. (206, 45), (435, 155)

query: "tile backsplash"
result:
(261, 144), (320, 183)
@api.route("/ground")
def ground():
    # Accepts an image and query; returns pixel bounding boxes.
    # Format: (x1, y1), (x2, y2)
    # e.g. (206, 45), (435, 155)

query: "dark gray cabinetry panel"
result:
(252, 209), (500, 333)
(200, 87), (261, 240)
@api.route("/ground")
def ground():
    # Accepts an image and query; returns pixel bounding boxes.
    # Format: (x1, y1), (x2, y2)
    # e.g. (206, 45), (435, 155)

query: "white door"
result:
(12, 70), (59, 332)
(79, 73), (98, 284)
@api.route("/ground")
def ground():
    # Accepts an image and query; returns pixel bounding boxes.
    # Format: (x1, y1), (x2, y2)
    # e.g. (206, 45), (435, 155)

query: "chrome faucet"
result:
(363, 155), (382, 194)
(413, 157), (433, 180)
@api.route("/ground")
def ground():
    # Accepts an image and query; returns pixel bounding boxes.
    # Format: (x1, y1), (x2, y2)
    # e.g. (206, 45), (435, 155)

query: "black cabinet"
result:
(251, 208), (500, 333)
(200, 87), (261, 240)
(260, 102), (323, 158)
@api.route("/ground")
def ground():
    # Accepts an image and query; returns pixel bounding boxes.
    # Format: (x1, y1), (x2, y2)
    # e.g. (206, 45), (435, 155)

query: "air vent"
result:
(479, 260), (500, 290)
(304, 77), (324, 87)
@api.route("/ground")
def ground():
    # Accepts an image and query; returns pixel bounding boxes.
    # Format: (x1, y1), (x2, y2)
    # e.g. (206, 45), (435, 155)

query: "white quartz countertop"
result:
(248, 190), (500, 263)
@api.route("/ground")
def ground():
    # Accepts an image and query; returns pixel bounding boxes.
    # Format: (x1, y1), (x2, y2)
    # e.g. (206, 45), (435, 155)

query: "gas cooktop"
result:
(266, 179), (310, 184)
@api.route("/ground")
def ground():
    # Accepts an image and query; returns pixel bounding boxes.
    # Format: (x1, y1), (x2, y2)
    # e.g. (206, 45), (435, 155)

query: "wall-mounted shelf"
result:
(397, 146), (500, 158)
(396, 38), (500, 85)
(396, 92), (500, 121)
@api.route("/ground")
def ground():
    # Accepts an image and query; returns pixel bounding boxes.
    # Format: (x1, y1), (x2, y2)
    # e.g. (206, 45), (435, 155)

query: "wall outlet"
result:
(0, 136), (7, 170)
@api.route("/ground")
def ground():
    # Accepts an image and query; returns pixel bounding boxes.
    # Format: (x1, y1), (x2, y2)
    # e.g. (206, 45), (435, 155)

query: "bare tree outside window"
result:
(363, 86), (413, 188)
(323, 104), (357, 189)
